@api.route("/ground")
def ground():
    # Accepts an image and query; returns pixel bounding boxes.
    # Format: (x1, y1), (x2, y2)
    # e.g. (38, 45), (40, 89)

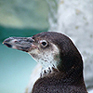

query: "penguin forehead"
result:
(32, 32), (70, 47)
(32, 32), (60, 42)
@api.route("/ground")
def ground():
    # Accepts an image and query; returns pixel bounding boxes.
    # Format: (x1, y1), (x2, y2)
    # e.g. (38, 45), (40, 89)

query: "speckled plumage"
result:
(3, 32), (88, 93)
(31, 32), (87, 93)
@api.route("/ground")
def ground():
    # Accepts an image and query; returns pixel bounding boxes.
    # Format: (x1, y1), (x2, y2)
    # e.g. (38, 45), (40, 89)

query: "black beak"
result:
(3, 37), (35, 52)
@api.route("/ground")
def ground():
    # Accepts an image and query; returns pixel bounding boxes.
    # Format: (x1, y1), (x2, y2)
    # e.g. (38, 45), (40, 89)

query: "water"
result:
(0, 44), (36, 93)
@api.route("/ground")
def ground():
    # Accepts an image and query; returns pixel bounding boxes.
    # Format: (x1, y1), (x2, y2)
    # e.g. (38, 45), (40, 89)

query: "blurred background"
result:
(0, 0), (93, 93)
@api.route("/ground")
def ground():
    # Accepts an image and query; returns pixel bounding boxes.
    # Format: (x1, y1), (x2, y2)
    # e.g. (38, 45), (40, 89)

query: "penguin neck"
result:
(38, 60), (84, 87)
(40, 61), (83, 81)
(40, 61), (59, 78)
(39, 53), (84, 83)
(57, 60), (84, 84)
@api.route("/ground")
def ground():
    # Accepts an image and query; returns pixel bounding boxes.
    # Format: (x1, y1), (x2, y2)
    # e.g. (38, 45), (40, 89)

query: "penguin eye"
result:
(40, 40), (48, 48)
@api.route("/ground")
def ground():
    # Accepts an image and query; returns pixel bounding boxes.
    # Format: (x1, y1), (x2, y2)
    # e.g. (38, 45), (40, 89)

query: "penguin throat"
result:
(40, 63), (59, 78)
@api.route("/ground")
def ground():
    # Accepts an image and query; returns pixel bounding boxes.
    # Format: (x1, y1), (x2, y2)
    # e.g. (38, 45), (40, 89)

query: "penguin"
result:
(3, 32), (88, 93)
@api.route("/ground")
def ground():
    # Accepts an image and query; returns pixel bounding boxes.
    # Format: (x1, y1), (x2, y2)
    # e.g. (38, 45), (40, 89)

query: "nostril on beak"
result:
(4, 43), (12, 48)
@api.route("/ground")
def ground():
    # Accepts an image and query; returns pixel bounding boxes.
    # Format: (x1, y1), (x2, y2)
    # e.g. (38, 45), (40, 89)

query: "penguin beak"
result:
(3, 37), (36, 52)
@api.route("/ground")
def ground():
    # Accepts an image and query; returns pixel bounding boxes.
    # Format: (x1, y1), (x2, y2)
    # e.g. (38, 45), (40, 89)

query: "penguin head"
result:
(31, 32), (83, 72)
(3, 32), (83, 76)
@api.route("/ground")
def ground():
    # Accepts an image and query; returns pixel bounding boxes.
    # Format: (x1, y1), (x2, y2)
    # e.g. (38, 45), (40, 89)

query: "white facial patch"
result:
(28, 43), (60, 77)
